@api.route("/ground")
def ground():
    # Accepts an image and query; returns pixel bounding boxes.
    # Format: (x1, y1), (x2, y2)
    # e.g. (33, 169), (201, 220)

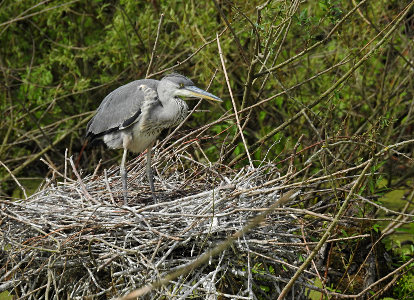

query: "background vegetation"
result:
(1, 0), (414, 298)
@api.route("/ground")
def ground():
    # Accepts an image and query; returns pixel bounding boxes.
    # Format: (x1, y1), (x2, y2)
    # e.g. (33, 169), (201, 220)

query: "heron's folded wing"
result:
(119, 107), (141, 130)
(87, 79), (158, 137)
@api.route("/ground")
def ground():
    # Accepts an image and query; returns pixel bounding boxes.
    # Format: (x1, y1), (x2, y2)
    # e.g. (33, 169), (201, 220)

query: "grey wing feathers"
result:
(86, 79), (159, 138)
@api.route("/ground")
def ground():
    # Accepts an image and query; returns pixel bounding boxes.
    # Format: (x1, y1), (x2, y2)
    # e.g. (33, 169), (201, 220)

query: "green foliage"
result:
(393, 267), (414, 300)
(1, 1), (414, 295)
(0, 291), (12, 300)
(1, 0), (411, 184)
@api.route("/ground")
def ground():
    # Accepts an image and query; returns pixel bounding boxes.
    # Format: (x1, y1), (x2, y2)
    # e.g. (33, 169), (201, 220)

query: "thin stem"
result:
(146, 13), (164, 78)
(217, 33), (254, 168)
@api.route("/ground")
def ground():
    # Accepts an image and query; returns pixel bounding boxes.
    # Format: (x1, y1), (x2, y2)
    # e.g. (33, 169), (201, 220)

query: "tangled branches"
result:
(1, 139), (413, 299)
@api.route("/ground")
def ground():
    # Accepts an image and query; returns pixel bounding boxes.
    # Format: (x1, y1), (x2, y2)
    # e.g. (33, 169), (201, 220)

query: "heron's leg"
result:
(146, 144), (157, 202)
(120, 147), (128, 205)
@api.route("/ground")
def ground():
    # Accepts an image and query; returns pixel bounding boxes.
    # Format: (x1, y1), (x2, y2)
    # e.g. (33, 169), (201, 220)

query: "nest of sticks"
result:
(0, 143), (396, 299)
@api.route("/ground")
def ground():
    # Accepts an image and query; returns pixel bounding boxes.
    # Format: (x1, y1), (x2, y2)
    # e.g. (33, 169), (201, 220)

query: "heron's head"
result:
(161, 73), (222, 102)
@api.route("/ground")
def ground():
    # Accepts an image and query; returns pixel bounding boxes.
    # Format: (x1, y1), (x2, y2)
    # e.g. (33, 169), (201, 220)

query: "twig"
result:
(146, 13), (164, 78)
(0, 160), (27, 199)
(149, 28), (227, 78)
(104, 169), (116, 205)
(40, 158), (75, 183)
(216, 33), (254, 168)
(68, 156), (99, 204)
(277, 160), (373, 299)
(212, 0), (248, 64)
(117, 189), (298, 299)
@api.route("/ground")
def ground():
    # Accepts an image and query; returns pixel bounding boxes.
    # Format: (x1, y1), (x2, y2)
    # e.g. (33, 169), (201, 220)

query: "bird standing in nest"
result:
(86, 73), (222, 203)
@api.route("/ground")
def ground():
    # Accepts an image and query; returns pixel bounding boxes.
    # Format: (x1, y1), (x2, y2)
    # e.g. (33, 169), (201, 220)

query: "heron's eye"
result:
(179, 83), (184, 88)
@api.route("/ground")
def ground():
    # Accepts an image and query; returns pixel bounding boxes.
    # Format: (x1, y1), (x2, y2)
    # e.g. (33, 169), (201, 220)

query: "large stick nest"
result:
(0, 145), (392, 299)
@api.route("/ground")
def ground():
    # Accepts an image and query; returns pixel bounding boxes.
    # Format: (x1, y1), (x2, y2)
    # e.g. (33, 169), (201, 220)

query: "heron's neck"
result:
(155, 95), (188, 127)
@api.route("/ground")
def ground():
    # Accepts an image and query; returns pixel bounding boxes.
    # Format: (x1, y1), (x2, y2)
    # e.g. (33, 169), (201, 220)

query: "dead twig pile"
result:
(1, 141), (410, 299)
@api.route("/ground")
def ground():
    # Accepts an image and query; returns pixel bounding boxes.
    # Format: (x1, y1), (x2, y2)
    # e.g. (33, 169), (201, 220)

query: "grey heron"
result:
(86, 73), (222, 203)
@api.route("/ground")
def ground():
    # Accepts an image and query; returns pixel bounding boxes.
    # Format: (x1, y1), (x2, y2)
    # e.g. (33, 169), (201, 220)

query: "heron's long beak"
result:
(183, 86), (223, 102)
